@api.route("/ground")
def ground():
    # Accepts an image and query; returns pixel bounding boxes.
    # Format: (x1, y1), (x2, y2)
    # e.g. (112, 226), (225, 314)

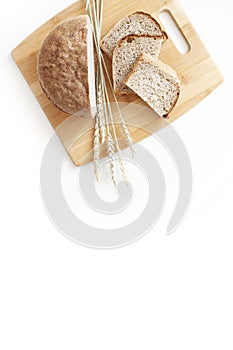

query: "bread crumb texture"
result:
(125, 53), (180, 117)
(101, 12), (165, 58)
(113, 35), (163, 94)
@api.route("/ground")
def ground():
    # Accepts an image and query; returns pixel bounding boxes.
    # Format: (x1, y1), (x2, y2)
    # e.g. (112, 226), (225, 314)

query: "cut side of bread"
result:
(100, 11), (166, 58)
(112, 34), (165, 94)
(125, 53), (180, 117)
(38, 16), (96, 117)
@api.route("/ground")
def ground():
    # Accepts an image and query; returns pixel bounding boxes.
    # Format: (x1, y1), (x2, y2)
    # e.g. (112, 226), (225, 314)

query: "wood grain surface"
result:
(12, 0), (223, 166)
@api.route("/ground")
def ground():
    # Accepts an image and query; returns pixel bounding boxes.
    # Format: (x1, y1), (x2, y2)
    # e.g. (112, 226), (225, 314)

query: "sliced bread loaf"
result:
(112, 34), (165, 94)
(124, 53), (180, 117)
(100, 11), (166, 58)
(38, 16), (96, 117)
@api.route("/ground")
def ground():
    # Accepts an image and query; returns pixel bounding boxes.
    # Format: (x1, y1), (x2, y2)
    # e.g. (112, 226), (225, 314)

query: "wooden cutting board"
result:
(12, 0), (223, 166)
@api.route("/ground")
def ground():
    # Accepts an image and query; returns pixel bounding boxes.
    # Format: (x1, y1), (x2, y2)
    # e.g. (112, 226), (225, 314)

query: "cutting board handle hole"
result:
(159, 10), (190, 54)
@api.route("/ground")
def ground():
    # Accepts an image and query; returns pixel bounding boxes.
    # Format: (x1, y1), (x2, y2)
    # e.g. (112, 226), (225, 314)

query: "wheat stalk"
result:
(93, 115), (100, 181)
(90, 0), (118, 185)
(85, 0), (103, 179)
(84, 0), (133, 186)
(103, 80), (129, 186)
(100, 55), (135, 157)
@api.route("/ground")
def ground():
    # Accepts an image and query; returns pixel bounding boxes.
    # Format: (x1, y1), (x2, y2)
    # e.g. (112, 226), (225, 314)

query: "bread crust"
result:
(100, 11), (167, 58)
(163, 88), (180, 118)
(38, 16), (94, 116)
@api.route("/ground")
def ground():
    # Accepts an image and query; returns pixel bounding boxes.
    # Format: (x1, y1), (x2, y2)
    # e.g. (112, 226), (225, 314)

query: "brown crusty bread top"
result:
(100, 11), (167, 58)
(38, 16), (95, 116)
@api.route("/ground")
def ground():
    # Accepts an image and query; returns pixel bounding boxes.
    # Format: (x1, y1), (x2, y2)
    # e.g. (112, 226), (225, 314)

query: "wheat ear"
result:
(97, 82), (106, 144)
(106, 131), (116, 187)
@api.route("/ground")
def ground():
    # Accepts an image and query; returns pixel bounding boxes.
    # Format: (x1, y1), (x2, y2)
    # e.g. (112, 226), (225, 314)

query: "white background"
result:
(0, 0), (233, 348)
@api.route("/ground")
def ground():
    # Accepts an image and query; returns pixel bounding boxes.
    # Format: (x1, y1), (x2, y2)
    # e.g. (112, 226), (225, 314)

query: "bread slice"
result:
(125, 53), (180, 117)
(38, 16), (96, 117)
(100, 11), (166, 58)
(112, 34), (165, 94)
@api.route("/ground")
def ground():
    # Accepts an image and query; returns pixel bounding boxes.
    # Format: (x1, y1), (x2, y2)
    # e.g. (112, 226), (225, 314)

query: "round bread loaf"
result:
(38, 16), (96, 117)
